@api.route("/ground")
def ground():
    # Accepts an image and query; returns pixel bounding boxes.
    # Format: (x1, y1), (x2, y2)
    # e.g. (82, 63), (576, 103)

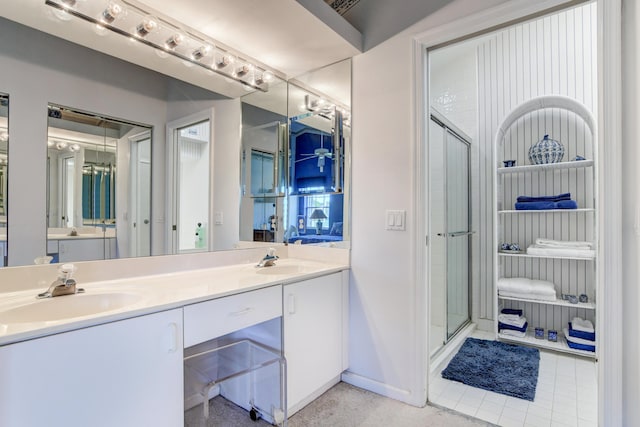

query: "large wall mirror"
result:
(0, 94), (8, 266)
(0, 13), (351, 268)
(285, 59), (351, 247)
(240, 76), (288, 246)
(46, 105), (152, 263)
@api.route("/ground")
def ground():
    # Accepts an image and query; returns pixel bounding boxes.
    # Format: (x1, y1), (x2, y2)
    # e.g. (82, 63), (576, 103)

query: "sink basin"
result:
(255, 264), (313, 275)
(0, 292), (143, 324)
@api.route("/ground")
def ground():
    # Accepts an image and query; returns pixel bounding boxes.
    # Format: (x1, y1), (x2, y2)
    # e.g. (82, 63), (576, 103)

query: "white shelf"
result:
(498, 331), (596, 359)
(499, 208), (595, 214)
(498, 252), (595, 261)
(497, 159), (594, 174)
(498, 294), (596, 309)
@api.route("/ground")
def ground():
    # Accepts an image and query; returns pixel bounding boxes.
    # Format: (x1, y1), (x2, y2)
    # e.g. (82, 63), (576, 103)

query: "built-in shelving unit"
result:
(493, 95), (598, 359)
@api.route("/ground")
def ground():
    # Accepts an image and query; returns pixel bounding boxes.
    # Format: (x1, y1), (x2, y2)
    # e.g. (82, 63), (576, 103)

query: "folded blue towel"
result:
(566, 340), (595, 352)
(568, 322), (596, 341)
(515, 200), (578, 210)
(501, 308), (523, 316)
(517, 193), (571, 202)
(498, 321), (528, 333)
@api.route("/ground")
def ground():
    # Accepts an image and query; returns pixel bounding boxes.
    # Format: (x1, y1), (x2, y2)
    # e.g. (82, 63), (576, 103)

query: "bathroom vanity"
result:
(0, 257), (348, 426)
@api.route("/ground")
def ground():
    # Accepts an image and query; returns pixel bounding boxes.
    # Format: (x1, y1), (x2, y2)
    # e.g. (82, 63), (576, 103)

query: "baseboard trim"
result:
(340, 371), (413, 404)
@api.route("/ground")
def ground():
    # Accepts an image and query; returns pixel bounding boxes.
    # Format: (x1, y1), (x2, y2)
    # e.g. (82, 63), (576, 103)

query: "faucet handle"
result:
(267, 247), (277, 257)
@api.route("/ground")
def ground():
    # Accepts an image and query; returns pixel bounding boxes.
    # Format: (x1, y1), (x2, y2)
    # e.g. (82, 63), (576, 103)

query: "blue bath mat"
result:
(441, 338), (539, 401)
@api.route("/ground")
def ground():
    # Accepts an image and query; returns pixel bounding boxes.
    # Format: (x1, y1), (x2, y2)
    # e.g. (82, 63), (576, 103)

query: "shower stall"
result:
(429, 111), (472, 357)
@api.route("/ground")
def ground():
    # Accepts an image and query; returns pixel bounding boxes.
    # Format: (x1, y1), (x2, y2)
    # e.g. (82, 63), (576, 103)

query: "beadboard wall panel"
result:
(476, 3), (597, 324)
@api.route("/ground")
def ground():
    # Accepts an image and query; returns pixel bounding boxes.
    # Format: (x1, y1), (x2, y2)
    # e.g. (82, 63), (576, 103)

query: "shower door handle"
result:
(438, 231), (475, 238)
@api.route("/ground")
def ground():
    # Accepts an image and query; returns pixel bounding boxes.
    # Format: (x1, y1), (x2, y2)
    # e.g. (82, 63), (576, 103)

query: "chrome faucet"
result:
(256, 248), (279, 268)
(37, 263), (84, 299)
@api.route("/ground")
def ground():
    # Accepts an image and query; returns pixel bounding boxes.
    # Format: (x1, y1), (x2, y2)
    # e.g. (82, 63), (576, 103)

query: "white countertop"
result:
(0, 258), (347, 346)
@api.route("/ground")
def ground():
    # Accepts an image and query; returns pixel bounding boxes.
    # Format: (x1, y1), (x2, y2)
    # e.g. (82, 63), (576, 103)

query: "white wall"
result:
(621, 0), (640, 425)
(347, 0), (508, 405)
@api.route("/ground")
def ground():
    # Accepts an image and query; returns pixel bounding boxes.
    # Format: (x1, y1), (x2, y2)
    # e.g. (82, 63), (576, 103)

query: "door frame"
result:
(165, 109), (215, 254)
(413, 0), (621, 424)
(129, 130), (152, 257)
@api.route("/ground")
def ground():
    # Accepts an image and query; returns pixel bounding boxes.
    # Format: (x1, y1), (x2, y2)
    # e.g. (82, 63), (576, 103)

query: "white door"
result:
(283, 273), (344, 414)
(130, 135), (151, 257)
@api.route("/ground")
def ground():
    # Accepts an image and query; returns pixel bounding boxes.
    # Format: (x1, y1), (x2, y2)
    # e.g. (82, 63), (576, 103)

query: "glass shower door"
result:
(445, 129), (471, 339)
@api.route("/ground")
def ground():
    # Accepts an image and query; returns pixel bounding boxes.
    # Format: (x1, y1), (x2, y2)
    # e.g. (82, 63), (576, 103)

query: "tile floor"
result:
(429, 330), (598, 427)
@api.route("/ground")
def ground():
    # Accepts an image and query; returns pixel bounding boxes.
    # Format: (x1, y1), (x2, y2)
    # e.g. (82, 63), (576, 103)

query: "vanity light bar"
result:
(44, 0), (275, 92)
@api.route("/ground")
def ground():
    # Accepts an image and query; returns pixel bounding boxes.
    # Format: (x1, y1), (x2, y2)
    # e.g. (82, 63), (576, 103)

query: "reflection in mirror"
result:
(175, 119), (210, 253)
(0, 93), (8, 266)
(285, 59), (351, 247)
(240, 76), (288, 245)
(46, 105), (152, 263)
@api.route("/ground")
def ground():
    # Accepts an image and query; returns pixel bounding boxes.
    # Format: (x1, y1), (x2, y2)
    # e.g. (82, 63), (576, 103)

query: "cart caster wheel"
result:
(250, 408), (261, 422)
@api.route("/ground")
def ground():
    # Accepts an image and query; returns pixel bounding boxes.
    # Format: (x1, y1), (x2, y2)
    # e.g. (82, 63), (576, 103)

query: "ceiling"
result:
(0, 0), (362, 98)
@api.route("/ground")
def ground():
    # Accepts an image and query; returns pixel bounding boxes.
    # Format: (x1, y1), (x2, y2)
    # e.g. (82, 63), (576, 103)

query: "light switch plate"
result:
(215, 211), (223, 225)
(386, 210), (406, 231)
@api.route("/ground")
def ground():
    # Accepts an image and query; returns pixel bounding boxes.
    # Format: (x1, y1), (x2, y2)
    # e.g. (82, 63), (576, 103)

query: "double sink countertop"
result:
(0, 258), (348, 346)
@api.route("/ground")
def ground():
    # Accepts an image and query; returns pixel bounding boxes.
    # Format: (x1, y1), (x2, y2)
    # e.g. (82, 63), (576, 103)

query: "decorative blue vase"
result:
(528, 134), (565, 165)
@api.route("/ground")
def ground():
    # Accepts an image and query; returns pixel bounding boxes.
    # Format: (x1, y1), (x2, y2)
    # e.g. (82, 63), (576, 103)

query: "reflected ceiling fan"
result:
(297, 135), (332, 172)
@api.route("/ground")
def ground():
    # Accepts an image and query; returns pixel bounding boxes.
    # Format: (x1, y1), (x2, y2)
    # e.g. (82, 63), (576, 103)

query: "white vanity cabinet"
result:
(283, 271), (348, 415)
(0, 309), (183, 427)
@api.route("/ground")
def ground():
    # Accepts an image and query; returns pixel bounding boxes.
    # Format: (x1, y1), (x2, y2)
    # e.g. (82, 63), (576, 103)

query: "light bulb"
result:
(56, 142), (68, 150)
(135, 16), (158, 37)
(192, 44), (212, 61)
(165, 32), (184, 50)
(72, 144), (80, 151)
(216, 53), (235, 69)
(101, 1), (123, 24)
(262, 70), (274, 82)
(47, 140), (54, 148)
(236, 64), (251, 77)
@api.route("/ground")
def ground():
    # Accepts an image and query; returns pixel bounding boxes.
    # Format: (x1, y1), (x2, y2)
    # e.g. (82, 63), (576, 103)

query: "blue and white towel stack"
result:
(563, 317), (596, 352)
(498, 308), (528, 338)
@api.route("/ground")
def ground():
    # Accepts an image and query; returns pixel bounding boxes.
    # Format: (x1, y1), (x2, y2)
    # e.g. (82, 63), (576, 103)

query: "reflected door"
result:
(175, 120), (210, 252)
(131, 136), (151, 257)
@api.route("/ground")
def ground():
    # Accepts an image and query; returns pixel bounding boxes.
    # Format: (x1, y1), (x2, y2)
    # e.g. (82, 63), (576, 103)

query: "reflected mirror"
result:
(0, 93), (7, 266)
(46, 105), (152, 263)
(240, 76), (288, 245)
(285, 59), (351, 247)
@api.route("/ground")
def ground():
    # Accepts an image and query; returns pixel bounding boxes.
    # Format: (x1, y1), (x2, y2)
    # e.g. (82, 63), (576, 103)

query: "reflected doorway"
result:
(172, 119), (211, 253)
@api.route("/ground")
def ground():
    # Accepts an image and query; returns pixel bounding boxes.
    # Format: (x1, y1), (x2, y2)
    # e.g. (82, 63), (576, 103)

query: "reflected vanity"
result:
(46, 105), (152, 263)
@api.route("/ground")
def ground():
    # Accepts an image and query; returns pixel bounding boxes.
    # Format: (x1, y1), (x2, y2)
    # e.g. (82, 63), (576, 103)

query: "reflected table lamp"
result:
(310, 209), (327, 235)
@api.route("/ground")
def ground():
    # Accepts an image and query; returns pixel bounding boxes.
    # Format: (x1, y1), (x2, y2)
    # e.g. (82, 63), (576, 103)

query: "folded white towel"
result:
(497, 277), (556, 296)
(500, 329), (527, 338)
(499, 313), (522, 322)
(563, 328), (597, 345)
(499, 290), (557, 302)
(571, 317), (595, 333)
(535, 238), (595, 249)
(526, 245), (596, 259)
(498, 314), (527, 328)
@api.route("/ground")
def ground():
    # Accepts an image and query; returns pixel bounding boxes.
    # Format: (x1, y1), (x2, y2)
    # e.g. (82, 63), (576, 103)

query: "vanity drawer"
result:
(183, 285), (282, 347)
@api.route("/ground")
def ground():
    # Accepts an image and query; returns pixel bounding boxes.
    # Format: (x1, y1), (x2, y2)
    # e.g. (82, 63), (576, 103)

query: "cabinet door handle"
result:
(167, 322), (178, 353)
(230, 307), (254, 316)
(288, 294), (296, 314)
